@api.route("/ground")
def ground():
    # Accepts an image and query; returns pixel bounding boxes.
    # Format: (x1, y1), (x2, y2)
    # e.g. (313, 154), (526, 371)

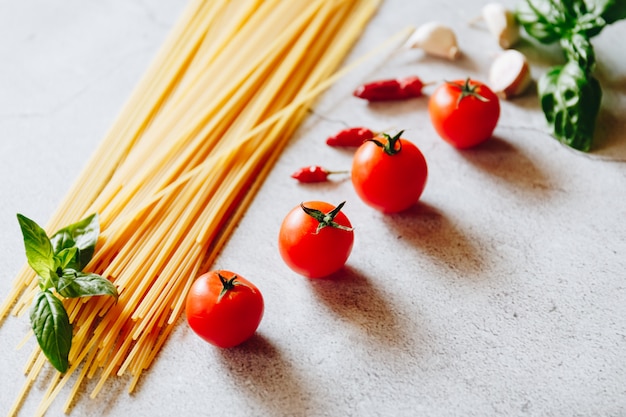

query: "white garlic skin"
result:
(482, 3), (521, 49)
(488, 49), (532, 99)
(405, 21), (461, 60)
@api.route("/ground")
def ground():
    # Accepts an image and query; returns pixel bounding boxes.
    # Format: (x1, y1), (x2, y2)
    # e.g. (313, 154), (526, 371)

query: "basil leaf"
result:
(50, 213), (99, 271)
(596, 0), (626, 23)
(30, 290), (72, 373)
(517, 0), (613, 42)
(55, 247), (78, 270)
(17, 214), (55, 285)
(561, 32), (596, 70)
(517, 0), (566, 43)
(56, 270), (118, 300)
(538, 60), (602, 151)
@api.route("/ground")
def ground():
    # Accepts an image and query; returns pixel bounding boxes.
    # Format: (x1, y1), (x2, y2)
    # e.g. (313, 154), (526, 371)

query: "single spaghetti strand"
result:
(8, 352), (47, 417)
(11, 277), (38, 318)
(0, 263), (31, 319)
(63, 345), (100, 414)
(35, 372), (63, 417)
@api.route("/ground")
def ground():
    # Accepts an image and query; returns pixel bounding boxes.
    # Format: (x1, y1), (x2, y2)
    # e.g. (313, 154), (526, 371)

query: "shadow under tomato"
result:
(306, 266), (416, 350)
(216, 334), (310, 416)
(381, 201), (488, 280)
(459, 136), (556, 200)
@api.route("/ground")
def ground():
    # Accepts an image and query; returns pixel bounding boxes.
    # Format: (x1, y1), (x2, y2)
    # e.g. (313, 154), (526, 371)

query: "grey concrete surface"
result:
(1, 0), (625, 416)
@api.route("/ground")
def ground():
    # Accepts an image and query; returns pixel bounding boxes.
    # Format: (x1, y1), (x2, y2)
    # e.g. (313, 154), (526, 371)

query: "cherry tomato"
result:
(185, 270), (264, 348)
(351, 131), (428, 213)
(428, 78), (500, 148)
(278, 201), (354, 278)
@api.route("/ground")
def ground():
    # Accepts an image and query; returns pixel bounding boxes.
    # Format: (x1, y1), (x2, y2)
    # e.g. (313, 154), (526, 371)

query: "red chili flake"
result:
(290, 166), (348, 183)
(353, 75), (426, 102)
(326, 127), (375, 147)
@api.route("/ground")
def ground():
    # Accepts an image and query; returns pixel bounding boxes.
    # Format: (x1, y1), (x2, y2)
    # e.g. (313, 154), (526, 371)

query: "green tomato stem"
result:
(300, 201), (354, 234)
(217, 272), (250, 303)
(447, 78), (490, 107)
(369, 130), (404, 156)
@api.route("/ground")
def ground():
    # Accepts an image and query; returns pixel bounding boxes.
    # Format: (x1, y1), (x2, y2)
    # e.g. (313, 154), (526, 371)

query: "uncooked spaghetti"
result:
(0, 0), (414, 415)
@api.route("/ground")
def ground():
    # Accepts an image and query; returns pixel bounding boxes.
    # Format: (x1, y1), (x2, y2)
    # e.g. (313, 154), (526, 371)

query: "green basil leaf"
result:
(538, 61), (602, 151)
(56, 270), (118, 300)
(517, 0), (614, 42)
(55, 247), (78, 270)
(50, 213), (99, 271)
(560, 0), (607, 34)
(595, 0), (626, 23)
(516, 0), (573, 43)
(17, 214), (55, 285)
(30, 290), (72, 373)
(560, 32), (596, 70)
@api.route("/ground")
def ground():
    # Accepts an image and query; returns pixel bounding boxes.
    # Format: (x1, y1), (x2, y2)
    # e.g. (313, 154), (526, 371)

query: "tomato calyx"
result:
(446, 78), (490, 107)
(300, 201), (354, 234)
(369, 130), (404, 156)
(217, 272), (246, 302)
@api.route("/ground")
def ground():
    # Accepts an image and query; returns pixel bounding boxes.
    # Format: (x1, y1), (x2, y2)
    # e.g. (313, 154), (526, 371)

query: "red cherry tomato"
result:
(428, 78), (500, 149)
(351, 131), (428, 213)
(278, 201), (354, 278)
(185, 270), (264, 348)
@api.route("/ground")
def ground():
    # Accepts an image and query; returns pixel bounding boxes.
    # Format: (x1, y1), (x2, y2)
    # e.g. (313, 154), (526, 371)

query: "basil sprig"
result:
(516, 0), (626, 151)
(538, 61), (602, 151)
(16, 213), (117, 373)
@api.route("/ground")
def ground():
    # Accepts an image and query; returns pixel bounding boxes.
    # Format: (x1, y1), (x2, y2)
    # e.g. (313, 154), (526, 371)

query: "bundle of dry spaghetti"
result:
(0, 0), (404, 415)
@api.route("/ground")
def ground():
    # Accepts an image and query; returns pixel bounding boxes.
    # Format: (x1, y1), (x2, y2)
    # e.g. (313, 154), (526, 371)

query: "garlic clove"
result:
(405, 21), (460, 60)
(482, 2), (520, 49)
(488, 49), (532, 99)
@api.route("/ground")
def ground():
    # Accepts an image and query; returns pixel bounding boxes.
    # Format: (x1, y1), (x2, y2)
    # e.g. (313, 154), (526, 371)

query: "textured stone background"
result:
(1, 0), (625, 416)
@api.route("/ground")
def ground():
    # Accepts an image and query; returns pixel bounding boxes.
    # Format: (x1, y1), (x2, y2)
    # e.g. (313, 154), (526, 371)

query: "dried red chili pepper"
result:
(353, 75), (426, 101)
(326, 127), (375, 147)
(291, 166), (349, 183)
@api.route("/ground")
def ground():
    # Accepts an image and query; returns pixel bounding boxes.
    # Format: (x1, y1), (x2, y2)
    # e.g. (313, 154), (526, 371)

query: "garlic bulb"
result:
(405, 21), (460, 60)
(481, 3), (520, 49)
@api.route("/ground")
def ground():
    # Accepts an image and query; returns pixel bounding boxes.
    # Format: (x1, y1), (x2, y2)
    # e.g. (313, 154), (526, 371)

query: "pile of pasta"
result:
(0, 0), (399, 415)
